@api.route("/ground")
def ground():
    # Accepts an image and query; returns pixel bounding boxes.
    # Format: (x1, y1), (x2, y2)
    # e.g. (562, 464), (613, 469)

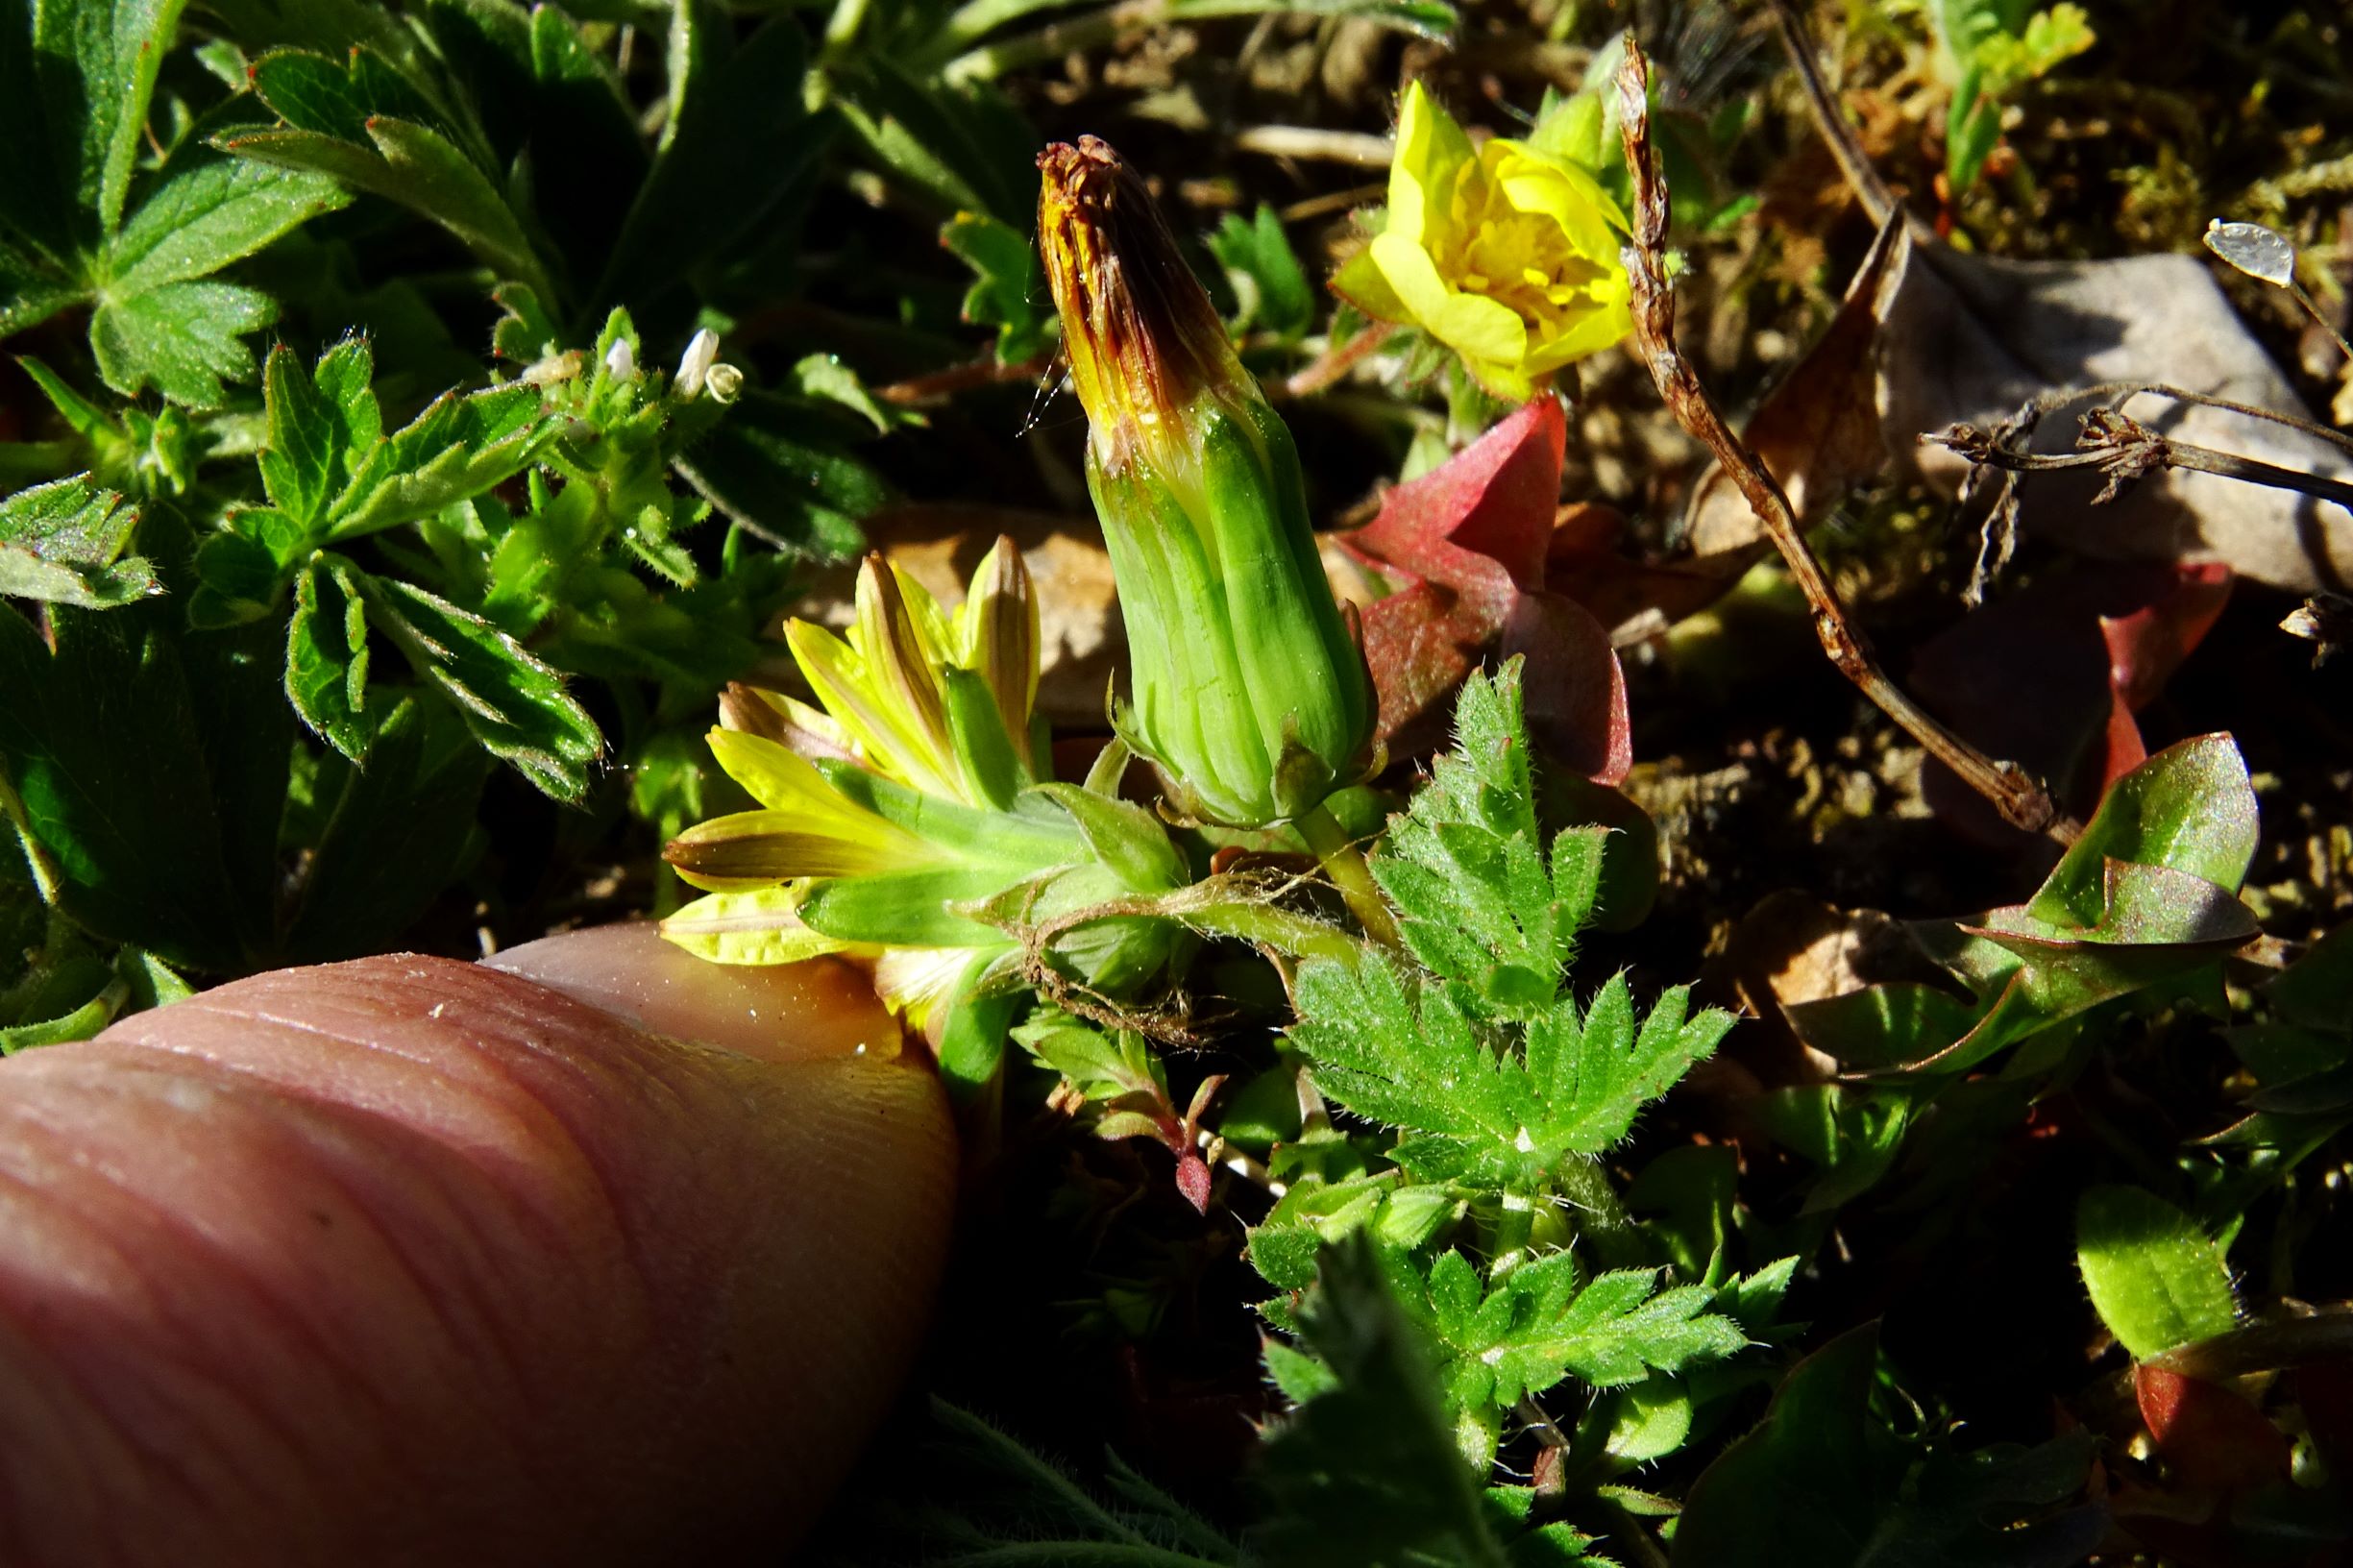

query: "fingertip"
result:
(484, 923), (902, 1065)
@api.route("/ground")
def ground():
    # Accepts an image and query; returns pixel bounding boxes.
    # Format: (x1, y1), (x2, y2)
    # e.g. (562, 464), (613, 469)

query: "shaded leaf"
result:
(280, 698), (488, 963)
(1254, 1235), (1521, 1568)
(353, 567), (602, 799)
(285, 557), (372, 759)
(0, 475), (157, 608)
(941, 210), (1053, 364)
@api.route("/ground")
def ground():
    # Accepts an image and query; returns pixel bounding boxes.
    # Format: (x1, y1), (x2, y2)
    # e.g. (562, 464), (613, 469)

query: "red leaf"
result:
(2136, 1363), (2291, 1494)
(1174, 1151), (1212, 1214)
(1912, 563), (2232, 845)
(1343, 396), (1631, 780)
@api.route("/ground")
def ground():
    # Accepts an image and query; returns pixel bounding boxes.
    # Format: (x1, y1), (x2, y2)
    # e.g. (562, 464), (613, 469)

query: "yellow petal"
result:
(695, 728), (939, 874)
(1331, 243), (1410, 324)
(665, 806), (934, 888)
(1371, 231), (1529, 366)
(1493, 144), (1624, 261)
(853, 556), (954, 768)
(661, 886), (863, 967)
(872, 944), (990, 1036)
(786, 617), (966, 800)
(961, 536), (1040, 756)
(1387, 81), (1477, 250)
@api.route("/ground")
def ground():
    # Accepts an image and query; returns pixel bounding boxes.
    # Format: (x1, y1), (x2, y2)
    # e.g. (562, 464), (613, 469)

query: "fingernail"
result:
(484, 923), (901, 1065)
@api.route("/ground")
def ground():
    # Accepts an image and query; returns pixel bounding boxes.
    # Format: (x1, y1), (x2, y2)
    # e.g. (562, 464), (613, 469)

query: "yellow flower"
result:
(1336, 81), (1634, 402)
(659, 539), (1051, 1022)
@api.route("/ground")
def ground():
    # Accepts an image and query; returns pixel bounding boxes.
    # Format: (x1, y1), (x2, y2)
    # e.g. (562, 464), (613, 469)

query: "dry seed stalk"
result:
(1610, 41), (2077, 844)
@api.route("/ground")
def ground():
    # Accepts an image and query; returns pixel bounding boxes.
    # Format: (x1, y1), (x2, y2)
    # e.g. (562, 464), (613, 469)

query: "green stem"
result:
(1554, 1158), (1645, 1269)
(1488, 1195), (1536, 1280)
(1295, 801), (1402, 950)
(1182, 899), (1361, 965)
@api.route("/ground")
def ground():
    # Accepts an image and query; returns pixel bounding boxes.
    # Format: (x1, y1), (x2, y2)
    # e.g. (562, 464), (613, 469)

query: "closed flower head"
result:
(1338, 81), (1633, 402)
(1037, 137), (1375, 828)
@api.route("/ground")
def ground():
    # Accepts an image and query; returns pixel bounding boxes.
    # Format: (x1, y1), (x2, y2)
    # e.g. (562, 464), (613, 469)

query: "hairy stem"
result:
(1554, 1157), (1645, 1270)
(1180, 897), (1363, 965)
(1296, 802), (1403, 949)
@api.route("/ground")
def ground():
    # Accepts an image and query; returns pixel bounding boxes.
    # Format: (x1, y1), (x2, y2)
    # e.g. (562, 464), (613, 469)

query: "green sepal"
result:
(797, 866), (1021, 947)
(815, 761), (1080, 869)
(939, 664), (1027, 811)
(1027, 781), (1185, 894)
(937, 949), (1021, 1105)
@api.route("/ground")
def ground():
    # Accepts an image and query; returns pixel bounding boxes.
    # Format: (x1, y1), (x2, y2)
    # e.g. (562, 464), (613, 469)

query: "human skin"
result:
(0, 922), (955, 1566)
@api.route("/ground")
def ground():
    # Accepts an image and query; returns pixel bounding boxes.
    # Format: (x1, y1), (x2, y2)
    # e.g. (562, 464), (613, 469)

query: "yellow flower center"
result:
(1441, 146), (1615, 349)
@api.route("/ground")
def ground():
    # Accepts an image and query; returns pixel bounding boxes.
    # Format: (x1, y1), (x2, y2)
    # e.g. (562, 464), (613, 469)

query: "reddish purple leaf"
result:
(1174, 1151), (1213, 1214)
(1912, 563), (2232, 845)
(1342, 396), (1631, 780)
(2136, 1363), (2291, 1494)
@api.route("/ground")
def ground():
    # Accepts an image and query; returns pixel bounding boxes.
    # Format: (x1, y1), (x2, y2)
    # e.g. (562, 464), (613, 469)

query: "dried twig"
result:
(1612, 41), (2077, 844)
(1763, 0), (1924, 239)
(877, 351), (1052, 407)
(1930, 410), (2353, 514)
(1233, 125), (1396, 168)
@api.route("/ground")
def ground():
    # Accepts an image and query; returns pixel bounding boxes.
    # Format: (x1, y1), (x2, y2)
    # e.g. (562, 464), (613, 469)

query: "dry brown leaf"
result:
(1884, 231), (2353, 592)
(1655, 218), (2353, 625)
(1671, 215), (1909, 595)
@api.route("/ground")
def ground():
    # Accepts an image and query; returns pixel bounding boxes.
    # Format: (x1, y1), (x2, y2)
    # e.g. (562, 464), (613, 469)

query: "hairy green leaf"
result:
(0, 475), (157, 608)
(1413, 1249), (1746, 1416)
(104, 157), (349, 297)
(1209, 203), (1313, 341)
(1290, 953), (1729, 1188)
(353, 567), (601, 799)
(1372, 663), (1603, 1017)
(223, 111), (552, 301)
(2077, 1185), (2239, 1360)
(89, 278), (277, 406)
(285, 558), (373, 759)
(1256, 1235), (1594, 1567)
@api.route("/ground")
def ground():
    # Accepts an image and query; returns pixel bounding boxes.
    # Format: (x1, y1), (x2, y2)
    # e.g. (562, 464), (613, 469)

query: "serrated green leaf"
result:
(352, 567), (601, 799)
(1290, 951), (1731, 1188)
(285, 558), (372, 759)
(0, 474), (157, 608)
(1255, 1236), (1518, 1568)
(89, 277), (277, 406)
(0, 237), (83, 336)
(222, 115), (552, 301)
(1409, 1250), (1746, 1419)
(104, 156), (349, 296)
(259, 343), (338, 523)
(38, 0), (192, 238)
(330, 381), (551, 538)
(2077, 1185), (2239, 1360)
(1372, 665), (1602, 1016)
